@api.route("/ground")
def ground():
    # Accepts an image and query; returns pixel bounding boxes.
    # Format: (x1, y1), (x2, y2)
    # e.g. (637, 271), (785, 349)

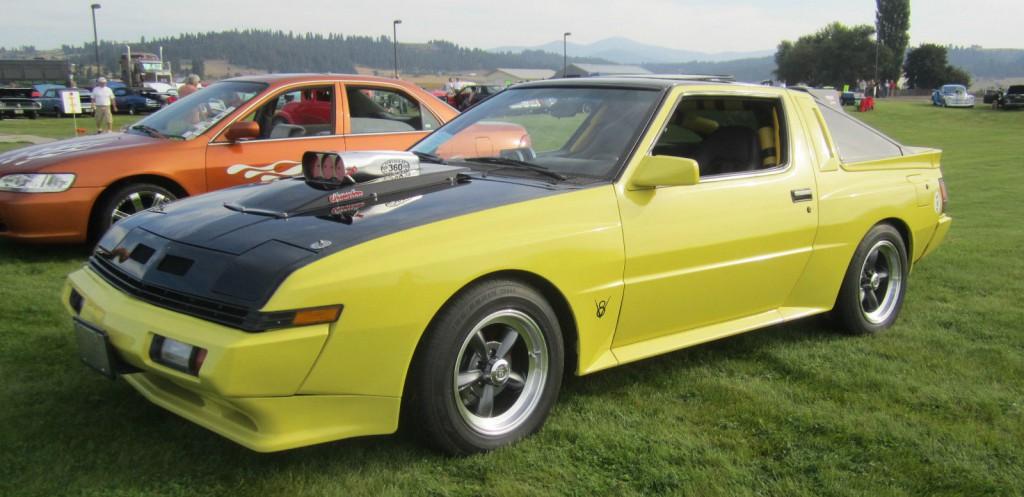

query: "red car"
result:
(276, 87), (333, 126)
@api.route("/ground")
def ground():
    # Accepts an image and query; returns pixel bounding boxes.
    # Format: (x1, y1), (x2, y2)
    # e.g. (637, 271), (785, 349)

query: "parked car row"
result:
(37, 88), (95, 117)
(0, 88), (43, 120)
(989, 85), (1024, 110)
(0, 83), (173, 119)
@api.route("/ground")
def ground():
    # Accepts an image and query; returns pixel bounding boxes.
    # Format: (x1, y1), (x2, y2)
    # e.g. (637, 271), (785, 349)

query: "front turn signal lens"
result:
(291, 305), (343, 326)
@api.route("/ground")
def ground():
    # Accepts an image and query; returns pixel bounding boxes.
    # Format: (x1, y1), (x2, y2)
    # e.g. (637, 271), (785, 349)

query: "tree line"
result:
(0, 30), (610, 79)
(773, 0), (979, 90)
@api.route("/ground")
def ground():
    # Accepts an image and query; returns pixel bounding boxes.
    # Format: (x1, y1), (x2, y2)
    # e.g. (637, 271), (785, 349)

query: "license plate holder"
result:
(13, 109), (23, 114)
(74, 319), (116, 379)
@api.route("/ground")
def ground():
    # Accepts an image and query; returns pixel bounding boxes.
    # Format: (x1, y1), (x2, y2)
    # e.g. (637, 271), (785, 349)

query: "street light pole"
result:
(874, 34), (880, 97)
(563, 32), (571, 77)
(393, 19), (402, 79)
(90, 4), (102, 79)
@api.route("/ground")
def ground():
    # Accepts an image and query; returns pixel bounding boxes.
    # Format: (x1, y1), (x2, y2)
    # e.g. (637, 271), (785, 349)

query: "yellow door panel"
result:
(613, 91), (819, 348)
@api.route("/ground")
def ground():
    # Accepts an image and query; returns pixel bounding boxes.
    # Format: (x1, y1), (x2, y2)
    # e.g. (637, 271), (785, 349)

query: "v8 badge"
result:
(595, 297), (611, 318)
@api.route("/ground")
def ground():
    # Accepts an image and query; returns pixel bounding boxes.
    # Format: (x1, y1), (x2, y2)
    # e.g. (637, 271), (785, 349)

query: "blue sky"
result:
(4, 0), (1021, 53)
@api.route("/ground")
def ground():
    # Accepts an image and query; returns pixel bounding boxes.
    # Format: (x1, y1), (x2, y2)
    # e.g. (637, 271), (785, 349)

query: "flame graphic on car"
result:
(226, 160), (302, 182)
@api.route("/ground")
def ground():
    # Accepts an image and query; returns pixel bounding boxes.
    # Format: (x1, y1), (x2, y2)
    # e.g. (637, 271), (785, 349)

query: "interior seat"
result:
(694, 126), (761, 176)
(269, 123), (306, 139)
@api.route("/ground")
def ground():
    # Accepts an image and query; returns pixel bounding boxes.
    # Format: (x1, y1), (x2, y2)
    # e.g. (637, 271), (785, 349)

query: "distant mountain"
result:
(947, 46), (1024, 79)
(643, 57), (777, 84)
(491, 36), (772, 64)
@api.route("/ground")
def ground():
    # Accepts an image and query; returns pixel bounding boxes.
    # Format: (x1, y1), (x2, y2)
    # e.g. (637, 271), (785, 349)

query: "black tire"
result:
(407, 279), (564, 455)
(127, 106), (137, 115)
(833, 224), (909, 334)
(92, 183), (176, 240)
(28, 111), (38, 120)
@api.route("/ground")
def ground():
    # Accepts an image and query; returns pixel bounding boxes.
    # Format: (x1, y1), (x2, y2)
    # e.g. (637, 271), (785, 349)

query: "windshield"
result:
(128, 81), (266, 140)
(1007, 86), (1024, 95)
(941, 85), (966, 95)
(413, 86), (662, 179)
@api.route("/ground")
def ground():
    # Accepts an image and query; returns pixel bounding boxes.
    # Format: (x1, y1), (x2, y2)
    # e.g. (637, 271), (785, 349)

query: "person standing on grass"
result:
(178, 75), (201, 99)
(91, 77), (117, 133)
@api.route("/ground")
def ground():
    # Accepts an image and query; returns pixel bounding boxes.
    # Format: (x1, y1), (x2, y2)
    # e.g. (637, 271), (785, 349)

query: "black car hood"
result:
(91, 165), (575, 324)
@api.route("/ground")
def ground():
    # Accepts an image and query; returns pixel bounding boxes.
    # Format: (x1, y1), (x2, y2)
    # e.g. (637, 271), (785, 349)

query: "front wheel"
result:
(92, 183), (176, 239)
(833, 224), (909, 334)
(407, 279), (564, 455)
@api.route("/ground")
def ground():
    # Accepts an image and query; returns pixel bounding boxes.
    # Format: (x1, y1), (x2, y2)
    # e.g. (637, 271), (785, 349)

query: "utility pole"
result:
(874, 33), (880, 97)
(393, 19), (402, 79)
(90, 4), (102, 78)
(563, 32), (572, 77)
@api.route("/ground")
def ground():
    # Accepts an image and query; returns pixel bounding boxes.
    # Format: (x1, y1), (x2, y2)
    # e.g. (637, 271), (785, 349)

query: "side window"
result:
(346, 86), (438, 134)
(239, 85), (335, 140)
(653, 97), (787, 177)
(818, 104), (902, 163)
(45, 90), (56, 98)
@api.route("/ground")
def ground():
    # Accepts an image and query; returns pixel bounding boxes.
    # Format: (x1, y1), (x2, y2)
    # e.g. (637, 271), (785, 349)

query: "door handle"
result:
(791, 188), (814, 203)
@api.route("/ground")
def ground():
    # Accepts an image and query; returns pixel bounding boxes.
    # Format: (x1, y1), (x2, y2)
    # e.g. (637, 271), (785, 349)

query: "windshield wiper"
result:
(461, 157), (567, 181)
(129, 124), (182, 140)
(412, 151), (447, 164)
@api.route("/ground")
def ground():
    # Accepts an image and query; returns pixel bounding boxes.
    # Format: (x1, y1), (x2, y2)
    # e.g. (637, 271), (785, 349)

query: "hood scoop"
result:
(223, 151), (469, 219)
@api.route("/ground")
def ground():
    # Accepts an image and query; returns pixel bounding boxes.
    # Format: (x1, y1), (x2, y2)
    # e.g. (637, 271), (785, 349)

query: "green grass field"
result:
(1, 103), (1022, 497)
(0, 115), (142, 141)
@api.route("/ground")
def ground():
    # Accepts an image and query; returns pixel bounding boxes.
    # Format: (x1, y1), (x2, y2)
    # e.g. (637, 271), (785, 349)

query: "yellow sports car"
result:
(64, 77), (951, 454)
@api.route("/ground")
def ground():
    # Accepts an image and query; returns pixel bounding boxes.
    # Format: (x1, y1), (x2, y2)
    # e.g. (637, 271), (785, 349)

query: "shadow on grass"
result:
(560, 315), (847, 396)
(6, 314), (853, 490)
(0, 239), (91, 262)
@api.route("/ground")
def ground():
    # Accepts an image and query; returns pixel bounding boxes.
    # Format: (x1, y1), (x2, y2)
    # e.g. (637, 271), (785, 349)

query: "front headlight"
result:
(0, 173), (76, 193)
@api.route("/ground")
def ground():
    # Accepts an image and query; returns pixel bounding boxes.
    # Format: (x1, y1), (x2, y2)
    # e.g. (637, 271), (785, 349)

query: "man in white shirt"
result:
(91, 77), (118, 133)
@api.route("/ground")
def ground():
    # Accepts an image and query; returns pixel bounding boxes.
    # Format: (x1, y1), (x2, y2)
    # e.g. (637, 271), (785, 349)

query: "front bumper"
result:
(943, 98), (975, 108)
(0, 187), (101, 243)
(64, 267), (400, 452)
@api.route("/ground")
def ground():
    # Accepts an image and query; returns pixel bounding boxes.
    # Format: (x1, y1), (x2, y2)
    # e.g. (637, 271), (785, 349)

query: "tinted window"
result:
(653, 96), (787, 177)
(240, 85), (335, 140)
(818, 104), (902, 163)
(346, 86), (436, 134)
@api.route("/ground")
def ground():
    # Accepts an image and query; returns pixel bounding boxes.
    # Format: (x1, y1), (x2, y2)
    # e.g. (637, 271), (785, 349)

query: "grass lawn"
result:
(0, 114), (142, 140)
(0, 100), (1022, 497)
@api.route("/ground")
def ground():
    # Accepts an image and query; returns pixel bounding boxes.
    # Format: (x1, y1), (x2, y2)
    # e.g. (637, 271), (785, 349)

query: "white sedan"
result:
(932, 84), (975, 108)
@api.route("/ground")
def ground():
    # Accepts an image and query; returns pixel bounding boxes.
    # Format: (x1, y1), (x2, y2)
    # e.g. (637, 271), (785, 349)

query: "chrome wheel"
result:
(453, 309), (548, 436)
(859, 240), (903, 324)
(111, 190), (172, 224)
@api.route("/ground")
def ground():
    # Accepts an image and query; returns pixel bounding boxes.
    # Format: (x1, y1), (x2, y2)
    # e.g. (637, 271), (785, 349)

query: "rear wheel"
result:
(92, 183), (176, 239)
(408, 279), (564, 455)
(833, 224), (909, 334)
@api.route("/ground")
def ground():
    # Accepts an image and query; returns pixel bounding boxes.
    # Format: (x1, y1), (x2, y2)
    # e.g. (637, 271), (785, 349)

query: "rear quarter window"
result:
(818, 104), (903, 163)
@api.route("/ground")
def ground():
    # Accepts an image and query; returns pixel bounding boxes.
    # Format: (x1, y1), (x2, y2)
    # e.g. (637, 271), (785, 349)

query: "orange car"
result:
(0, 74), (458, 243)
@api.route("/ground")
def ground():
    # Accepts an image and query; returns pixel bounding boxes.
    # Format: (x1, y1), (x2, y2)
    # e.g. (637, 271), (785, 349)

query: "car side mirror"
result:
(628, 155), (700, 190)
(224, 121), (260, 142)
